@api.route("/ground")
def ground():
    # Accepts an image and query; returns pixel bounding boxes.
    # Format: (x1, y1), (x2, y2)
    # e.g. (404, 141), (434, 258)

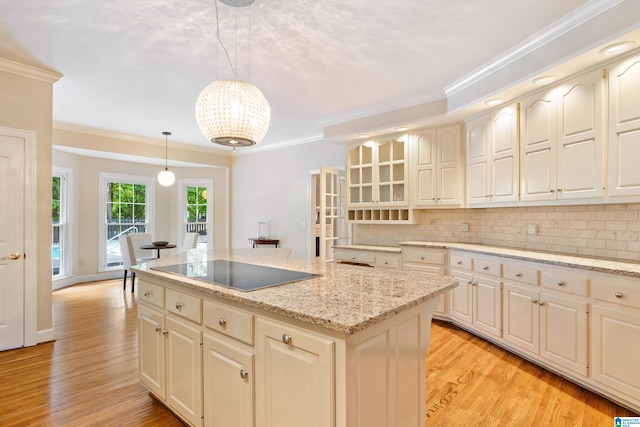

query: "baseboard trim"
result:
(52, 270), (121, 291)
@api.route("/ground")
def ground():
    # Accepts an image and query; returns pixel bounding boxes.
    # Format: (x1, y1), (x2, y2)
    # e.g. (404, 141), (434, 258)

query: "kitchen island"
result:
(132, 248), (458, 427)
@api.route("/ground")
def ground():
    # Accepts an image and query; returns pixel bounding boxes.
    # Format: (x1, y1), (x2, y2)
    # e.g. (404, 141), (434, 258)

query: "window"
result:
(52, 168), (70, 278)
(180, 180), (212, 249)
(100, 173), (154, 270)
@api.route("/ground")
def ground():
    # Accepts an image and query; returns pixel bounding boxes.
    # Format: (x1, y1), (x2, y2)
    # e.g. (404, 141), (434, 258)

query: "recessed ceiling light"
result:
(599, 41), (636, 56)
(358, 134), (370, 139)
(485, 99), (504, 106)
(532, 75), (558, 86)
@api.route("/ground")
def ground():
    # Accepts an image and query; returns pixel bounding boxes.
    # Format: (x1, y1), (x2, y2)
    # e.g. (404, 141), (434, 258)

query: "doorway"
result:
(309, 167), (348, 262)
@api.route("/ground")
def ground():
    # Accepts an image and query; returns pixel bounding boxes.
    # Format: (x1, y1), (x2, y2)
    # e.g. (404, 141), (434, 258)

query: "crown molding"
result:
(0, 57), (63, 83)
(444, 0), (623, 97)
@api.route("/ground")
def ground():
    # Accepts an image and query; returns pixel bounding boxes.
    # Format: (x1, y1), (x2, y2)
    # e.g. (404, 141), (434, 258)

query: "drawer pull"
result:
(144, 290), (152, 297)
(457, 261), (462, 265)
(483, 266), (489, 270)
(351, 256), (356, 260)
(515, 273), (523, 278)
(557, 281), (566, 286)
(615, 292), (623, 299)
(420, 256), (425, 260)
(175, 302), (183, 311)
(239, 369), (249, 379)
(218, 317), (227, 327)
(282, 334), (292, 344)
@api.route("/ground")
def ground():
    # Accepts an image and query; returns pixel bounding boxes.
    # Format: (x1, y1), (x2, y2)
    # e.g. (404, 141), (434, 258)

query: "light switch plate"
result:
(528, 224), (537, 235)
(460, 223), (470, 232)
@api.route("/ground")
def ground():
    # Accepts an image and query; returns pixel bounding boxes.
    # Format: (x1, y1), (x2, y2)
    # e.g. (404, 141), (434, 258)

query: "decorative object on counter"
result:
(195, 0), (270, 150)
(156, 131), (175, 187)
(257, 221), (268, 239)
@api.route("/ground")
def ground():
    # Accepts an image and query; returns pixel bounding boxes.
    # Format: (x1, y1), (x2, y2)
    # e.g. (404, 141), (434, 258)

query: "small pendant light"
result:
(157, 131), (176, 187)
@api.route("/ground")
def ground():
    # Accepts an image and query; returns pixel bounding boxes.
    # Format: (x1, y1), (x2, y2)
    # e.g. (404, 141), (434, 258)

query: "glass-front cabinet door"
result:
(348, 143), (374, 205)
(376, 137), (407, 204)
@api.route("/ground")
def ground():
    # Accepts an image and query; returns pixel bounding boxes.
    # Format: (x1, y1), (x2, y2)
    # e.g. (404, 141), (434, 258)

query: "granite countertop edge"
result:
(390, 241), (640, 277)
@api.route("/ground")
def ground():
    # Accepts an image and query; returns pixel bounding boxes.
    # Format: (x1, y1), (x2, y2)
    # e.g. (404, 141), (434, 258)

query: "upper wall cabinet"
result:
(607, 54), (640, 198)
(413, 124), (463, 208)
(347, 134), (413, 223)
(520, 68), (605, 202)
(466, 103), (519, 206)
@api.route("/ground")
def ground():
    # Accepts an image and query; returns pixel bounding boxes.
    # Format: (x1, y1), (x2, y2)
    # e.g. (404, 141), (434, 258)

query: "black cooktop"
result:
(151, 260), (319, 292)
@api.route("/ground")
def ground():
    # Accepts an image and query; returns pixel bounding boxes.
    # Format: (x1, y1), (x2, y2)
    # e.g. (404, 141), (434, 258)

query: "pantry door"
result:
(0, 126), (36, 351)
(0, 131), (25, 350)
(319, 167), (346, 262)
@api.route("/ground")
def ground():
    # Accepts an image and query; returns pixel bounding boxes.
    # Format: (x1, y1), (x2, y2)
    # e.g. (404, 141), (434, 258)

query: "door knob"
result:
(2, 252), (21, 260)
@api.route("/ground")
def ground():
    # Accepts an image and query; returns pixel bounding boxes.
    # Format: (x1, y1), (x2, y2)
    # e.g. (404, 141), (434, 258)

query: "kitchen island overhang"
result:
(132, 249), (458, 427)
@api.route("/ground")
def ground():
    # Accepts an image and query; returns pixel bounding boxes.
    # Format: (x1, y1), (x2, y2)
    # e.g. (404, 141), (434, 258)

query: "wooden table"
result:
(248, 238), (279, 248)
(140, 244), (177, 258)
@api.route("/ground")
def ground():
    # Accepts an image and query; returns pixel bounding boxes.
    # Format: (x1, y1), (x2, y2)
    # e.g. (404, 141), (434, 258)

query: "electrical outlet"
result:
(527, 225), (538, 235)
(460, 223), (470, 232)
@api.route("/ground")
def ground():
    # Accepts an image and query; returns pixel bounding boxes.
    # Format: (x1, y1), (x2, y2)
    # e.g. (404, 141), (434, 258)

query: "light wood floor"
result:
(0, 280), (636, 426)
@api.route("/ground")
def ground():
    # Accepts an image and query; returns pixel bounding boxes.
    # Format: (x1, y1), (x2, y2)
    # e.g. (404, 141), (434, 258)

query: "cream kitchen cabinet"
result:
(466, 103), (519, 206)
(138, 282), (203, 427)
(347, 135), (413, 223)
(401, 246), (449, 317)
(202, 300), (256, 427)
(255, 317), (335, 427)
(413, 124), (463, 207)
(590, 272), (640, 410)
(520, 68), (605, 202)
(502, 263), (589, 377)
(333, 246), (401, 269)
(448, 252), (502, 338)
(607, 53), (640, 199)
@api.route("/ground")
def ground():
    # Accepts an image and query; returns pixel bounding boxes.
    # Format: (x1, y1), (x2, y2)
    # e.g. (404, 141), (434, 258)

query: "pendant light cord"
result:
(214, 0), (238, 78)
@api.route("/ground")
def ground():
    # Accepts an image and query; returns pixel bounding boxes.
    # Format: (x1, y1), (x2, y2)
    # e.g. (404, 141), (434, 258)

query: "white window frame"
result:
(99, 172), (155, 272)
(178, 179), (213, 249)
(52, 166), (72, 279)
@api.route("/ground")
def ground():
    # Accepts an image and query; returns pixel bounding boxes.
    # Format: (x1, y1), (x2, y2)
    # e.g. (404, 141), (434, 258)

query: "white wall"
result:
(230, 140), (345, 259)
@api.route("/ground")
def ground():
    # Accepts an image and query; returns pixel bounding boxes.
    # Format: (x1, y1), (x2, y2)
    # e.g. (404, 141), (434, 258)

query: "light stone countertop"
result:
(395, 241), (640, 278)
(131, 248), (457, 334)
(333, 244), (402, 253)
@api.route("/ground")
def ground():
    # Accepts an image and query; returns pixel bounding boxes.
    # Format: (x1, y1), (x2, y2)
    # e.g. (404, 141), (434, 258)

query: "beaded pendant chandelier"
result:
(195, 0), (270, 150)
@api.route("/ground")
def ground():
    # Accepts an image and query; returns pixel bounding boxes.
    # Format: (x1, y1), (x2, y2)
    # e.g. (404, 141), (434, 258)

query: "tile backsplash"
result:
(353, 203), (640, 262)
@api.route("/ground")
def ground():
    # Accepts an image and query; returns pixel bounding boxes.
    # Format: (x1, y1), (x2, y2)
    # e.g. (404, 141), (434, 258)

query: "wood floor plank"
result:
(0, 280), (637, 426)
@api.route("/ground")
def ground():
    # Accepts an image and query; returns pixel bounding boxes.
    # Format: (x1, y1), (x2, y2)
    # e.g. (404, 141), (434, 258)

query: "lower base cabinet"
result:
(203, 334), (255, 427)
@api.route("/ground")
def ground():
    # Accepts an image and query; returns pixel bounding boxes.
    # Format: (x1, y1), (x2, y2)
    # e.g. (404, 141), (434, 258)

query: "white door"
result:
(319, 166), (346, 262)
(0, 133), (25, 351)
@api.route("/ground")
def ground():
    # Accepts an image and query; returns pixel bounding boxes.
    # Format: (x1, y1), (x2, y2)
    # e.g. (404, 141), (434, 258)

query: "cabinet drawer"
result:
(404, 264), (446, 275)
(403, 248), (447, 265)
(166, 288), (202, 324)
(375, 254), (400, 269)
(334, 249), (375, 264)
(138, 281), (164, 308)
(473, 259), (502, 277)
(591, 274), (640, 309)
(503, 264), (539, 286)
(450, 254), (473, 271)
(541, 271), (589, 296)
(203, 301), (255, 345)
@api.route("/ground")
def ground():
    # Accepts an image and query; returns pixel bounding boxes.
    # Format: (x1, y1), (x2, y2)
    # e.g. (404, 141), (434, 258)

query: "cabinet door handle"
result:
(144, 290), (151, 297)
(154, 325), (161, 333)
(515, 273), (522, 277)
(239, 369), (249, 379)
(175, 302), (183, 310)
(532, 299), (538, 304)
(467, 281), (473, 285)
(282, 334), (292, 344)
(615, 292), (623, 299)
(557, 281), (566, 286)
(162, 329), (169, 336)
(218, 317), (227, 327)
(538, 301), (545, 306)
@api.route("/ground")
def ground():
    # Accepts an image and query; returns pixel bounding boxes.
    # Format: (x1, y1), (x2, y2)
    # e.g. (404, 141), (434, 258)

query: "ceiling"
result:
(0, 0), (637, 153)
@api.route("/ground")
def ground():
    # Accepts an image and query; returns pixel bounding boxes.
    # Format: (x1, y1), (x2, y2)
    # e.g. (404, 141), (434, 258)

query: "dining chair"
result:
(182, 232), (199, 251)
(118, 235), (138, 292)
(128, 232), (156, 261)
